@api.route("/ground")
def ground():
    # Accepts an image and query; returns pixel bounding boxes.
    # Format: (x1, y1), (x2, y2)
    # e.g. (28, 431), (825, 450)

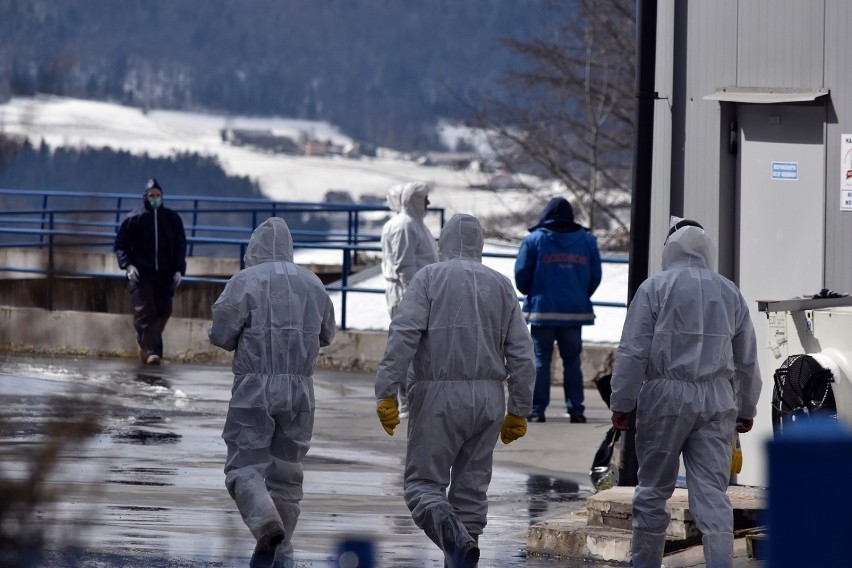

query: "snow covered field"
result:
(0, 96), (542, 226)
(327, 245), (627, 345)
(0, 95), (627, 343)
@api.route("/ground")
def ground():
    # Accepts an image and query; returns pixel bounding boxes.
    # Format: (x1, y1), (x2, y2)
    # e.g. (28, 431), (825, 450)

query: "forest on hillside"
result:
(0, 134), (336, 253)
(0, 0), (553, 151)
(0, 136), (261, 198)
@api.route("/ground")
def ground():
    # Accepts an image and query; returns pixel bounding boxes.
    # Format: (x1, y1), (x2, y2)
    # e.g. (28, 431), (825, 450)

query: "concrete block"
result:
(586, 487), (634, 531)
(0, 306), (231, 363)
(586, 487), (697, 541)
(316, 330), (388, 372)
(528, 511), (633, 564)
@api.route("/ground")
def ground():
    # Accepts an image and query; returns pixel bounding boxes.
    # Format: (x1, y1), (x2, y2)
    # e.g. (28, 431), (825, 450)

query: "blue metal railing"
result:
(0, 189), (626, 328)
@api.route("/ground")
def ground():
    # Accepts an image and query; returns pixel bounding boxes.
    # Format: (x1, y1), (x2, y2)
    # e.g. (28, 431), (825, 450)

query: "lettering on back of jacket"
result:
(542, 253), (588, 265)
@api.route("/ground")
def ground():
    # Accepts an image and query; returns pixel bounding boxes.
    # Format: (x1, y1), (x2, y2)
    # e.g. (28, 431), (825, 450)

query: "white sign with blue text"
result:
(771, 161), (798, 181)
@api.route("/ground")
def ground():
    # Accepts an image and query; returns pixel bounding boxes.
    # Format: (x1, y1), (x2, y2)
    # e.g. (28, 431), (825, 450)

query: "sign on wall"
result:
(842, 134), (852, 211)
(771, 161), (798, 180)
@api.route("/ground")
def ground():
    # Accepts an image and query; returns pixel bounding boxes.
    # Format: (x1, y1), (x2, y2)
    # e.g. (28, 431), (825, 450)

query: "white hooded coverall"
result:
(609, 226), (761, 568)
(375, 214), (535, 563)
(380, 181), (438, 316)
(209, 217), (336, 564)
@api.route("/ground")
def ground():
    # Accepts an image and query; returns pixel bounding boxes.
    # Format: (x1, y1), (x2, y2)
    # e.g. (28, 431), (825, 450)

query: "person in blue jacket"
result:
(114, 178), (187, 365)
(514, 197), (602, 423)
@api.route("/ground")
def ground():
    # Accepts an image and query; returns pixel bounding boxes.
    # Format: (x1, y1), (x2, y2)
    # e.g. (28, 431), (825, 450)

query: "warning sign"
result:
(842, 134), (852, 211)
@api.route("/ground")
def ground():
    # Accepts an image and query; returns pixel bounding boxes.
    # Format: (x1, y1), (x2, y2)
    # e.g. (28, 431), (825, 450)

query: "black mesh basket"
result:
(772, 354), (836, 433)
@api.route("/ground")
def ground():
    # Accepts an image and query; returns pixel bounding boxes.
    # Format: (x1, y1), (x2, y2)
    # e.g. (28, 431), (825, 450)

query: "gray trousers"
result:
(223, 373), (314, 563)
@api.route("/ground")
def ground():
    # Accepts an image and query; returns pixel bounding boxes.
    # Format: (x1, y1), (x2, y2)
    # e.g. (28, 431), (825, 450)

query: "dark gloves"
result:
(736, 417), (754, 433)
(813, 288), (848, 299)
(612, 411), (632, 431)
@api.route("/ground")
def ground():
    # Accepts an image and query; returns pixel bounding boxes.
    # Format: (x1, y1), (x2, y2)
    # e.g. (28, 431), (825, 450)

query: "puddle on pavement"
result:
(0, 357), (601, 567)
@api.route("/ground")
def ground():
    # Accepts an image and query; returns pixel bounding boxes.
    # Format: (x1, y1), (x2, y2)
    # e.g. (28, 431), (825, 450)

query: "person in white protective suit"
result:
(384, 183), (403, 216)
(208, 217), (336, 568)
(379, 183), (404, 312)
(608, 218), (762, 568)
(375, 214), (536, 568)
(380, 181), (439, 415)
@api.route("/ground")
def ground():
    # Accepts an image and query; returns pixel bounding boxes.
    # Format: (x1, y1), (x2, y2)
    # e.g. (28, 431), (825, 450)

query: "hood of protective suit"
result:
(661, 225), (716, 271)
(386, 184), (403, 213)
(400, 181), (430, 219)
(438, 214), (483, 261)
(243, 217), (294, 267)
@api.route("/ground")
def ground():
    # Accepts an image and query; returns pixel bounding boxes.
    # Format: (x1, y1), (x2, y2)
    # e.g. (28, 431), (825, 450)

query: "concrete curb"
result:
(0, 306), (616, 379)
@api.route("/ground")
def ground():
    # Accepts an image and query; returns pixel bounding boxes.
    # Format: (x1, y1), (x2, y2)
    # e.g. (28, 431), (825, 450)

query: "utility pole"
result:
(619, 0), (658, 487)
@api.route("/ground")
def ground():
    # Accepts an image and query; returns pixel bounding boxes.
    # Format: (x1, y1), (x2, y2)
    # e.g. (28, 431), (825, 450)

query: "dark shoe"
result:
(250, 526), (285, 568)
(423, 507), (477, 568)
(569, 414), (587, 423)
(146, 354), (162, 365)
(446, 542), (480, 567)
(526, 414), (546, 423)
(456, 541), (480, 567)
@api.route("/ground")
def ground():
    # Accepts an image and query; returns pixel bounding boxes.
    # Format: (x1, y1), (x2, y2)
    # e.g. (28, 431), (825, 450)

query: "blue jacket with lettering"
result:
(514, 214), (602, 327)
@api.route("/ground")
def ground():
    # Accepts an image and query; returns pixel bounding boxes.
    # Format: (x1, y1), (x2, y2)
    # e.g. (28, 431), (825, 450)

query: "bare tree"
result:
(467, 0), (635, 247)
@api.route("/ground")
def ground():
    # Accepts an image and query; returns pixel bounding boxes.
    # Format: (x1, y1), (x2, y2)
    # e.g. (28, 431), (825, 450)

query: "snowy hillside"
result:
(0, 95), (627, 342)
(0, 96), (545, 238)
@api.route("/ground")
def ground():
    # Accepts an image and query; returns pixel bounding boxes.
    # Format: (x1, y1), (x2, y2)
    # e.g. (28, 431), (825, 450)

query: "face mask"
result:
(148, 197), (162, 209)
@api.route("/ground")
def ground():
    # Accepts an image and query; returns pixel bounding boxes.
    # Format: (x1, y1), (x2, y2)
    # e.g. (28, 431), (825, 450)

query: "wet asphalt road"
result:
(0, 355), (608, 567)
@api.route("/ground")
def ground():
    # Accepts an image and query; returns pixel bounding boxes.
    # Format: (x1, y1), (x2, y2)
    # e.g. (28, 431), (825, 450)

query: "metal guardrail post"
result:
(341, 248), (350, 331)
(347, 211), (355, 267)
(190, 199), (199, 256)
(115, 197), (124, 229)
(46, 213), (55, 311)
(40, 194), (49, 246)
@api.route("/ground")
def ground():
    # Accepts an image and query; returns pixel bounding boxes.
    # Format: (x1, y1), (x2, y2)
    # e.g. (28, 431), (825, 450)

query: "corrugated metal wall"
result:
(656, 0), (852, 289)
(651, 0), (852, 487)
(650, 0), (740, 274)
(737, 1), (824, 89)
(824, 0), (852, 291)
(682, 0), (738, 274)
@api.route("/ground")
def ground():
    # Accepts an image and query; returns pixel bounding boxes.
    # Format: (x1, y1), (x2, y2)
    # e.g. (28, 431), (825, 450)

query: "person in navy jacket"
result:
(514, 197), (602, 423)
(114, 178), (187, 365)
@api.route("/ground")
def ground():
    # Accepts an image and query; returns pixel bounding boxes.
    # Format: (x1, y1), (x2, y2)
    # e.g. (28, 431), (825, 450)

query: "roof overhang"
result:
(704, 87), (829, 104)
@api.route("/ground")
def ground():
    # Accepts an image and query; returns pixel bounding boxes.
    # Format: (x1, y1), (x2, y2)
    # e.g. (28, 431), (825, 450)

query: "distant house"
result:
(323, 189), (354, 203)
(220, 128), (300, 155)
(304, 139), (345, 157)
(421, 151), (477, 170)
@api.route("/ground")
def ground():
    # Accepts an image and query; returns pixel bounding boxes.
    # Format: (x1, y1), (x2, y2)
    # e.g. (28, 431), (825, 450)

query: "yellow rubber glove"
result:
(501, 413), (527, 444)
(730, 435), (743, 475)
(377, 398), (400, 436)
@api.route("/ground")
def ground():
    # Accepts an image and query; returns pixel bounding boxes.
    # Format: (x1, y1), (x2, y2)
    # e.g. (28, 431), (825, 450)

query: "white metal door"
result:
(736, 104), (825, 486)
